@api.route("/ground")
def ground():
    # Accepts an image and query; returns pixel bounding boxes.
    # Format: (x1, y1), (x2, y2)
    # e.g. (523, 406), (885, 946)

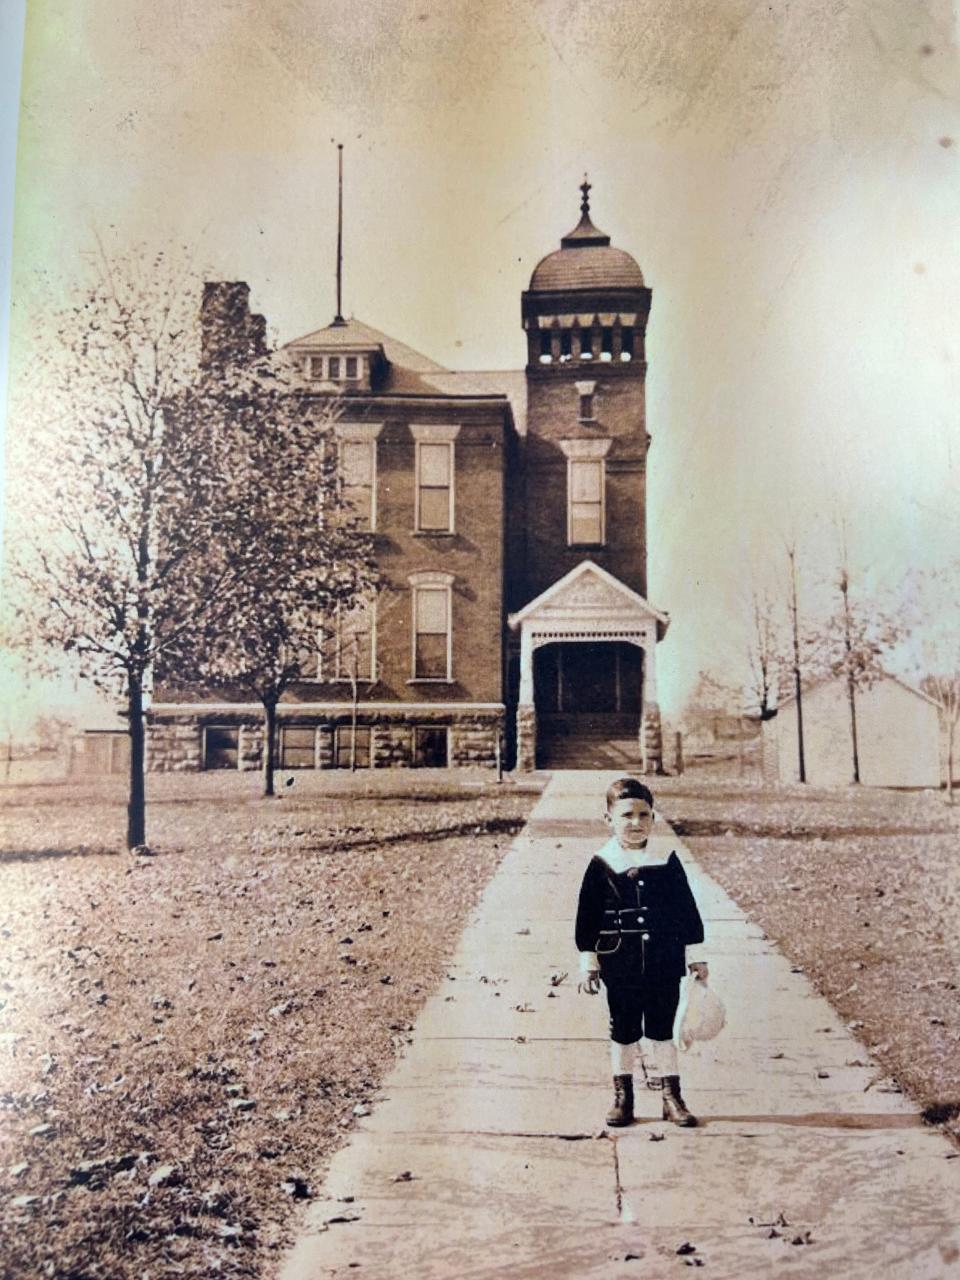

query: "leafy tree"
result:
(3, 248), (239, 847)
(169, 373), (378, 796)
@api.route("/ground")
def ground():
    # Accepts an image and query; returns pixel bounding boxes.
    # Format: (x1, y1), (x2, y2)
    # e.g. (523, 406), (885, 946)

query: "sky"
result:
(2, 0), (959, 728)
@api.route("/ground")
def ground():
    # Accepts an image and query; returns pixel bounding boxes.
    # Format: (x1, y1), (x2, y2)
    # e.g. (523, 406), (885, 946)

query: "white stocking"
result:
(642, 1037), (678, 1078)
(610, 1040), (637, 1074)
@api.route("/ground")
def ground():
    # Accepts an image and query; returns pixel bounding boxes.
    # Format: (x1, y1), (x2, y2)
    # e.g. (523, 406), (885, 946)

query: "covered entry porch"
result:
(534, 641), (642, 768)
(508, 561), (669, 772)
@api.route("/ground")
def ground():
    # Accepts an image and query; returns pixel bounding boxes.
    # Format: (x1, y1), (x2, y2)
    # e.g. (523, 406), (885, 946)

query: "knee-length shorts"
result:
(605, 977), (681, 1044)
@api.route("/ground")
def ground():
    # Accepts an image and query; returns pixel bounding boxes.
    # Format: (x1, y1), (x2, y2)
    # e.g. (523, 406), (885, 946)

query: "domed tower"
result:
(509, 180), (666, 773)
(521, 177), (652, 599)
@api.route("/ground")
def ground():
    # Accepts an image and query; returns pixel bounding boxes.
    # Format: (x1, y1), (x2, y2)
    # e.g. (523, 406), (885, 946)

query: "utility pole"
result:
(333, 142), (345, 325)
(786, 543), (806, 783)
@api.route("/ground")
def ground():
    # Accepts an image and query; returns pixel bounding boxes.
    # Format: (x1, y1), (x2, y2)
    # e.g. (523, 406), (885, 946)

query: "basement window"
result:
(203, 725), (239, 770)
(335, 725), (371, 769)
(413, 726), (449, 768)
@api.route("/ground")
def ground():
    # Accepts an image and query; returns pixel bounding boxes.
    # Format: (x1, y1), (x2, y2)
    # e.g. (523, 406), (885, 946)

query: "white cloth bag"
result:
(675, 974), (726, 1050)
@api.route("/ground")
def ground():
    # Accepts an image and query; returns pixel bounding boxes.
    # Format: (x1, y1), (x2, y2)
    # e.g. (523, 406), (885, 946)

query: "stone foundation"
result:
(147, 705), (504, 772)
(516, 704), (536, 772)
(641, 704), (664, 775)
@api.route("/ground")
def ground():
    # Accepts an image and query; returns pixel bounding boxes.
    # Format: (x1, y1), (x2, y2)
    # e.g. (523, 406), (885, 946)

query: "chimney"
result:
(201, 281), (268, 367)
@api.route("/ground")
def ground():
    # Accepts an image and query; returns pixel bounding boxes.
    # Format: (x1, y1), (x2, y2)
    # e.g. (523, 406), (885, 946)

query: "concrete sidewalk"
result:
(282, 771), (960, 1279)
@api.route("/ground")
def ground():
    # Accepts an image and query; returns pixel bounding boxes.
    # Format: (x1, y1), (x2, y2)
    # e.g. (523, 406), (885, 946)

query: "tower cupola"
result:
(523, 178), (650, 371)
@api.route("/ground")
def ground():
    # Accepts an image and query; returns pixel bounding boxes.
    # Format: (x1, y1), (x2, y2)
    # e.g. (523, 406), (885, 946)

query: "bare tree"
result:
(784, 540), (807, 783)
(744, 580), (781, 721)
(815, 528), (902, 785)
(914, 564), (960, 803)
(4, 247), (238, 847)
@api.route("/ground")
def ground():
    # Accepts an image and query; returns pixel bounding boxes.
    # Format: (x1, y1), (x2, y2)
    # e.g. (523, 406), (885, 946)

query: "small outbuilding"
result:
(764, 673), (942, 789)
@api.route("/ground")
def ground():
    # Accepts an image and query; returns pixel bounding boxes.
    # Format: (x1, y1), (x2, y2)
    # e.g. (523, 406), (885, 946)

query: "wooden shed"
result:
(765, 674), (942, 789)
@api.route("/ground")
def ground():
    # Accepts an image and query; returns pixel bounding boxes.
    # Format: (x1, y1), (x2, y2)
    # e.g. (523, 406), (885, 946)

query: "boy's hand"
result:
(688, 962), (709, 981)
(579, 970), (601, 995)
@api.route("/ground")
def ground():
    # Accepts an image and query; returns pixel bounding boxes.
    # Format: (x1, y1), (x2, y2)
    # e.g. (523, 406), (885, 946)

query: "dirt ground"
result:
(657, 776), (960, 1145)
(0, 772), (536, 1280)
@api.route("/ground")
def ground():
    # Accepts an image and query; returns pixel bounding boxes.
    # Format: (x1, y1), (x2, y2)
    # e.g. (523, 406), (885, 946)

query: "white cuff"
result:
(685, 943), (709, 966)
(579, 950), (599, 974)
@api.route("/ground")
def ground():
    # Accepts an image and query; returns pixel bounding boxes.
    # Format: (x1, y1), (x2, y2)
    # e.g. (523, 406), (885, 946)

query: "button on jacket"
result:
(575, 847), (704, 986)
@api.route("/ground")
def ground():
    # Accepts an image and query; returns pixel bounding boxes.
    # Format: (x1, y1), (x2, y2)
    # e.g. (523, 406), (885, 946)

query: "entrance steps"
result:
(537, 734), (641, 770)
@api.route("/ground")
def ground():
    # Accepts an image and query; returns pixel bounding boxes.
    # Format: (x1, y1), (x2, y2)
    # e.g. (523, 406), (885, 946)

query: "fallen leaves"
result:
(674, 781), (960, 1154)
(0, 778), (533, 1280)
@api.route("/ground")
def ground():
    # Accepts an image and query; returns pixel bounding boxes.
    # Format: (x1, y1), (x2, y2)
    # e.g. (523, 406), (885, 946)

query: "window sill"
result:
(412, 529), (455, 538)
(568, 543), (607, 550)
(406, 678), (455, 685)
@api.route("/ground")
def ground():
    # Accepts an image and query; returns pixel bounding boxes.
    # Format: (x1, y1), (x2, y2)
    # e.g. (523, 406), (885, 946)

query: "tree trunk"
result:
(847, 671), (861, 784)
(127, 677), (147, 848)
(350, 671), (358, 772)
(948, 718), (955, 805)
(788, 548), (806, 783)
(840, 572), (861, 784)
(263, 700), (278, 797)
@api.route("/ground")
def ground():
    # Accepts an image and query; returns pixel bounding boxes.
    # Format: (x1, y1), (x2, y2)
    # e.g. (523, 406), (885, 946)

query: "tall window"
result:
(340, 438), (376, 529)
(333, 600), (375, 681)
(416, 442), (453, 533)
(568, 458), (605, 545)
(412, 583), (451, 680)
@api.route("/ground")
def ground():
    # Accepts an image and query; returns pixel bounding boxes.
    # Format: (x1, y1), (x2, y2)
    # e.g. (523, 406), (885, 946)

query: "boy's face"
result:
(605, 797), (654, 849)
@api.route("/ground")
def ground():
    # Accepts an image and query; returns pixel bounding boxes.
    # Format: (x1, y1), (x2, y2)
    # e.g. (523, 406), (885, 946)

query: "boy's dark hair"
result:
(605, 777), (654, 811)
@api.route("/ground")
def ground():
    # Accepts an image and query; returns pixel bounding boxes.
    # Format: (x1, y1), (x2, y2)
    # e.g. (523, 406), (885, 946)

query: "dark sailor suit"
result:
(575, 839), (705, 1045)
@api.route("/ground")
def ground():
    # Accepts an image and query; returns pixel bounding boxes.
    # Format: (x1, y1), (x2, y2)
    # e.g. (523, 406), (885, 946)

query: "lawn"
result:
(657, 776), (960, 1144)
(0, 771), (536, 1280)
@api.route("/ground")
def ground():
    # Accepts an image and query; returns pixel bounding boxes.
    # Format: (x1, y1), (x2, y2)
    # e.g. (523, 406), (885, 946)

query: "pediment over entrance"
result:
(508, 560), (669, 642)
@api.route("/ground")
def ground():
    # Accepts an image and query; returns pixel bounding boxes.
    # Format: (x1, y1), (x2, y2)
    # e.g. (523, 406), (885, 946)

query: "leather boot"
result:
(606, 1074), (634, 1127)
(661, 1075), (697, 1127)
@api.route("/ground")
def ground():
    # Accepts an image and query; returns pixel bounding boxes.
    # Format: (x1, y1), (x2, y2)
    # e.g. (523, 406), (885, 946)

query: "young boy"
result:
(576, 777), (707, 1128)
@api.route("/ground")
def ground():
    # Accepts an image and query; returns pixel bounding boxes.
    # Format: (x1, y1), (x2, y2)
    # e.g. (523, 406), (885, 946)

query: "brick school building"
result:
(148, 184), (669, 773)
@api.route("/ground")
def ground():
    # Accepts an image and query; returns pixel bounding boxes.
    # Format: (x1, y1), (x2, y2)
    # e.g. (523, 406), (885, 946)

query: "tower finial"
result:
(580, 173), (592, 217)
(333, 142), (346, 326)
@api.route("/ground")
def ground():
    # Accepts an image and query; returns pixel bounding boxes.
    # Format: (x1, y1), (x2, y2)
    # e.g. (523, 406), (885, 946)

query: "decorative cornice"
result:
(558, 437), (612, 460)
(410, 422), (462, 442)
(334, 421), (385, 441)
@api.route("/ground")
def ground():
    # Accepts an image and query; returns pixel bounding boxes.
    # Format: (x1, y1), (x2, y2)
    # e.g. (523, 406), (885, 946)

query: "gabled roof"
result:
(284, 318), (448, 373)
(508, 560), (670, 640)
(777, 670), (942, 711)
